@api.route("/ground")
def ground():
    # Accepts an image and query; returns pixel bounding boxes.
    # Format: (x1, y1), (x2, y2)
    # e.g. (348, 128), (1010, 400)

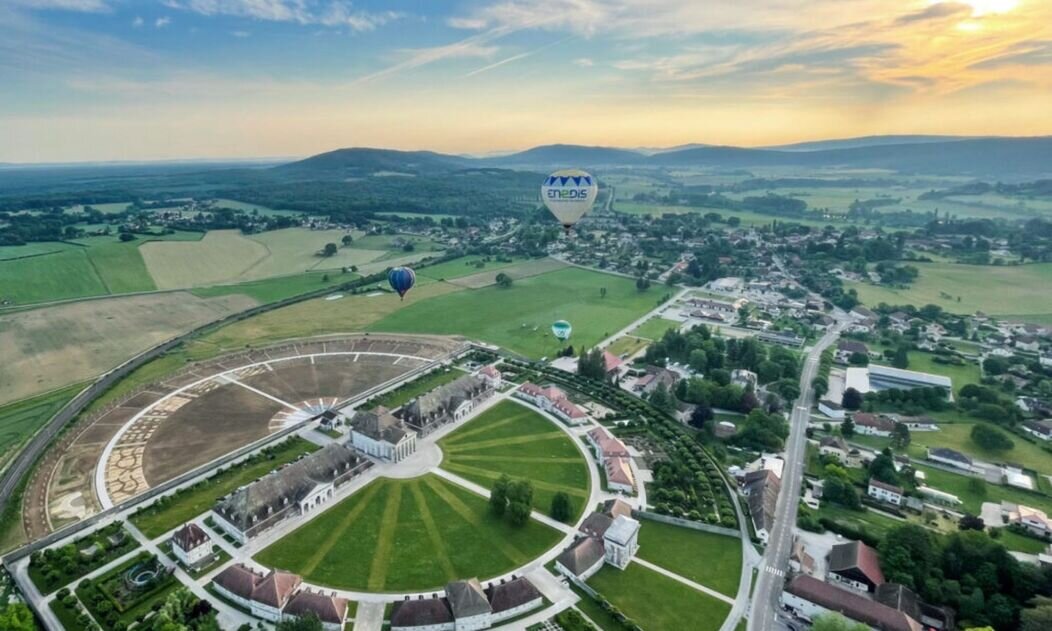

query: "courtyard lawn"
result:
(846, 262), (1052, 324)
(605, 336), (649, 359)
(587, 562), (731, 631)
(367, 368), (466, 410)
(635, 520), (742, 597)
(438, 400), (591, 521)
(631, 317), (681, 341)
(130, 437), (319, 539)
(254, 475), (562, 592)
(368, 267), (661, 359)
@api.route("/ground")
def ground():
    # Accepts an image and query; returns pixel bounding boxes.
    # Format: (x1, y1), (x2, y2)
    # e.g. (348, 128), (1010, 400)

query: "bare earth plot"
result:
(0, 292), (256, 406)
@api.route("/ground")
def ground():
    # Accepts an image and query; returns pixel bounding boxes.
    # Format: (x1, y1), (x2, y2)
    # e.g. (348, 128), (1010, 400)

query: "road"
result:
(748, 320), (844, 631)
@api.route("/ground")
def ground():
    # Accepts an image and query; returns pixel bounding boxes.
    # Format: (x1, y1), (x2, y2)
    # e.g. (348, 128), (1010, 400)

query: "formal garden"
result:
(28, 522), (138, 595)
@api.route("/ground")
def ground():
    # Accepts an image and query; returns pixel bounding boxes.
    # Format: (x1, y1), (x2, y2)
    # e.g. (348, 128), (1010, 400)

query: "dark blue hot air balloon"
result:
(388, 266), (416, 301)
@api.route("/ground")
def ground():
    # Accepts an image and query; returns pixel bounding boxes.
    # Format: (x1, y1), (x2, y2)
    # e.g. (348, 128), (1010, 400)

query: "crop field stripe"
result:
(368, 482), (404, 591)
(409, 481), (457, 582)
(422, 477), (527, 563)
(442, 462), (589, 498)
(448, 454), (584, 465)
(300, 483), (383, 575)
(439, 416), (520, 444)
(442, 432), (567, 453)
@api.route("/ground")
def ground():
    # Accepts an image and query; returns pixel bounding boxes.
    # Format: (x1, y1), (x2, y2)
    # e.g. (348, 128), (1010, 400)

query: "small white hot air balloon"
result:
(541, 169), (597, 234)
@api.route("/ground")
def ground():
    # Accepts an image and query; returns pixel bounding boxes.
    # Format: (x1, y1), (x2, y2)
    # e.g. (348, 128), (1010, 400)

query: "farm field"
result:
(635, 520), (742, 597)
(130, 437), (319, 539)
(0, 384), (85, 469)
(587, 562), (731, 631)
(417, 256), (529, 281)
(254, 474), (562, 592)
(0, 291), (256, 406)
(0, 248), (108, 304)
(631, 317), (681, 340)
(847, 263), (1052, 322)
(438, 400), (591, 520)
(189, 271), (353, 303)
(368, 267), (660, 359)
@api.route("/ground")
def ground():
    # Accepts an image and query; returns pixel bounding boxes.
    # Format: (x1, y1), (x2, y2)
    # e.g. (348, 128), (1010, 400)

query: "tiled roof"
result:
(251, 570), (302, 608)
(786, 576), (921, 631)
(172, 523), (209, 551)
(556, 536), (605, 577)
(445, 578), (491, 618)
(284, 590), (348, 625)
(486, 577), (541, 614)
(213, 564), (263, 600)
(829, 540), (885, 587)
(390, 597), (454, 627)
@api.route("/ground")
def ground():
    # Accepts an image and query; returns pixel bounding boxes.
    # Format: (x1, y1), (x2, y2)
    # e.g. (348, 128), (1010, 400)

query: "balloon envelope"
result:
(552, 320), (572, 341)
(388, 266), (416, 299)
(541, 169), (597, 231)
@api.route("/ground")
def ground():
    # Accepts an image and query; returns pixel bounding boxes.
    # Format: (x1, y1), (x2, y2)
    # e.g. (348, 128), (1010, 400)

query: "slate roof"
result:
(829, 540), (885, 588)
(352, 408), (408, 444)
(485, 577), (542, 614)
(172, 523), (209, 552)
(405, 374), (487, 421)
(390, 597), (454, 627)
(602, 498), (634, 519)
(284, 590), (348, 625)
(579, 512), (614, 538)
(928, 447), (972, 465)
(786, 576), (921, 631)
(213, 443), (361, 533)
(746, 470), (780, 533)
(445, 578), (491, 618)
(556, 536), (605, 577)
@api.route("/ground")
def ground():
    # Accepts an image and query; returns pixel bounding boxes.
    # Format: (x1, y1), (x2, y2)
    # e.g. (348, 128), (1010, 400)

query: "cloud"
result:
(971, 40), (1052, 69)
(894, 2), (971, 25)
(155, 16), (171, 28)
(574, 58), (593, 67)
(350, 38), (499, 85)
(231, 29), (250, 37)
(8, 0), (109, 11)
(132, 16), (143, 27)
(163, 0), (404, 32)
(464, 36), (570, 77)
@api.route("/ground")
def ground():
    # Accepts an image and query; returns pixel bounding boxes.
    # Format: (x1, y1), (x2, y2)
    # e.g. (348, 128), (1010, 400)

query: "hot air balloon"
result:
(552, 320), (572, 341)
(388, 266), (416, 301)
(541, 169), (598, 234)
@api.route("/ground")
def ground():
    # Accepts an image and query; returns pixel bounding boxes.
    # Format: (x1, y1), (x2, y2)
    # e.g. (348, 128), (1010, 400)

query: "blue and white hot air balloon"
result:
(541, 169), (598, 233)
(551, 320), (572, 341)
(388, 266), (416, 301)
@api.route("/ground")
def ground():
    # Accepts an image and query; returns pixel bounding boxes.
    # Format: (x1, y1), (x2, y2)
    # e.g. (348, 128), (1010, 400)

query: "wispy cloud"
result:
(155, 16), (171, 28)
(464, 36), (571, 77)
(163, 0), (404, 32)
(9, 0), (109, 11)
(132, 16), (143, 28)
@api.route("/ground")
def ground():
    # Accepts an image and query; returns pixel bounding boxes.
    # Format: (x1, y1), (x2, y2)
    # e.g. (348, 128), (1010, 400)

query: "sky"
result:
(1, 0), (1051, 162)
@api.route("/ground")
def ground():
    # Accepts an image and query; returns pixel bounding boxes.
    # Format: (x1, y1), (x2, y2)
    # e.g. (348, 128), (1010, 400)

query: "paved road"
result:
(749, 322), (843, 631)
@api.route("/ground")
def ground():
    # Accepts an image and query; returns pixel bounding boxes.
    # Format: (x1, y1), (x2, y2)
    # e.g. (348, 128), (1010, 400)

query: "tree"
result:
(506, 479), (534, 527)
(550, 492), (573, 523)
(277, 613), (323, 630)
(891, 423), (911, 450)
(892, 345), (910, 369)
(489, 474), (510, 516)
(322, 242), (338, 257)
(0, 604), (35, 631)
(811, 613), (869, 631)
(635, 276), (650, 292)
(118, 232), (136, 242)
(840, 417), (855, 438)
(599, 287), (607, 298)
(868, 450), (899, 485)
(1021, 597), (1052, 631)
(341, 234), (353, 246)
(958, 514), (985, 531)
(649, 383), (675, 414)
(495, 272), (513, 288)
(822, 464), (861, 509)
(577, 348), (607, 381)
(848, 352), (869, 366)
(689, 402), (714, 430)
(842, 388), (863, 410)
(970, 423), (1014, 451)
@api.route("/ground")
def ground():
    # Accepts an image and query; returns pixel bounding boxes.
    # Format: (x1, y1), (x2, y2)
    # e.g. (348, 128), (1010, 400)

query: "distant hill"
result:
(274, 147), (469, 176)
(763, 135), (982, 152)
(485, 144), (645, 167)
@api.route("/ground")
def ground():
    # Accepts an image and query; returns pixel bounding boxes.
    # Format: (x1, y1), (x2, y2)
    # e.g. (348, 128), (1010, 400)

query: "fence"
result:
(632, 510), (740, 538)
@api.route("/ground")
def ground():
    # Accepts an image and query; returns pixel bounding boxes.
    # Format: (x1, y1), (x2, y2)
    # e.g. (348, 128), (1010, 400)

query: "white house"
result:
(171, 523), (212, 568)
(602, 516), (640, 570)
(1003, 502), (1052, 537)
(867, 480), (904, 506)
(476, 365), (502, 389)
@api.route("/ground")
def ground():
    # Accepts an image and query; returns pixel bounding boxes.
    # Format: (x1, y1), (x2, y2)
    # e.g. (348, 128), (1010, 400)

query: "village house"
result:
(171, 523), (213, 569)
(1022, 420), (1052, 441)
(926, 447), (979, 473)
(556, 501), (640, 579)
(828, 540), (885, 594)
(743, 469), (780, 544)
(852, 412), (897, 437)
(1002, 502), (1052, 537)
(817, 399), (845, 420)
(868, 480), (904, 506)
(514, 382), (590, 425)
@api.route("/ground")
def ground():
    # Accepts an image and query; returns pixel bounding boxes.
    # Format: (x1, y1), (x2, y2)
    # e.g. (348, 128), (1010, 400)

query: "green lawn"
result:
(635, 520), (742, 597)
(906, 421), (1052, 477)
(189, 271), (354, 303)
(367, 368), (466, 410)
(587, 562), (731, 631)
(605, 336), (649, 358)
(368, 267), (661, 359)
(438, 400), (591, 521)
(0, 383), (84, 470)
(815, 503), (906, 540)
(631, 317), (680, 341)
(130, 437), (319, 539)
(417, 256), (529, 281)
(914, 464), (1052, 517)
(0, 248), (107, 304)
(255, 475), (563, 592)
(847, 262), (1052, 323)
(997, 529), (1049, 554)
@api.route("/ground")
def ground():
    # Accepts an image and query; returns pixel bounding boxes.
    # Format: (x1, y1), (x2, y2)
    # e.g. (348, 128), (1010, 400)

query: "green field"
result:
(913, 464), (1052, 517)
(587, 562), (731, 631)
(605, 336), (649, 358)
(0, 248), (108, 304)
(367, 368), (466, 410)
(368, 267), (660, 359)
(0, 384), (84, 469)
(254, 474), (562, 591)
(438, 400), (591, 520)
(997, 529), (1048, 554)
(635, 520), (742, 597)
(130, 437), (319, 539)
(631, 317), (681, 340)
(189, 271), (353, 303)
(848, 263), (1052, 322)
(416, 256), (528, 281)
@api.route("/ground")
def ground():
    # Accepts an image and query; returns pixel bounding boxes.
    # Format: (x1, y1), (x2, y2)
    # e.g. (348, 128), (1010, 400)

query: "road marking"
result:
(764, 565), (785, 577)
